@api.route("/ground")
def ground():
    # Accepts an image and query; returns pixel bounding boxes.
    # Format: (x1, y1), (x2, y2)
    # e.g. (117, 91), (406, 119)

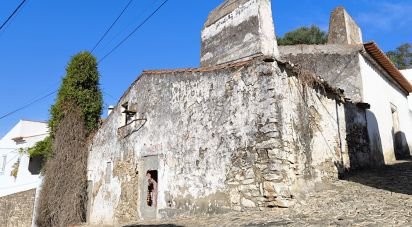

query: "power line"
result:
(0, 0), (168, 120)
(103, 90), (117, 102)
(0, 0), (28, 33)
(90, 0), (134, 54)
(96, 0), (161, 55)
(98, 0), (169, 63)
(0, 90), (57, 121)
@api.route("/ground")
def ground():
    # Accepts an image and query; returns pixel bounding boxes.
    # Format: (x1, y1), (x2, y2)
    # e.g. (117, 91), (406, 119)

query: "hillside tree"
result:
(386, 43), (412, 70)
(277, 25), (328, 46)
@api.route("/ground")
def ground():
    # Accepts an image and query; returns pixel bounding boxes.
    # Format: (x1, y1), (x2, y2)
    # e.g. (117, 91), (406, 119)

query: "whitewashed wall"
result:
(400, 69), (412, 111)
(401, 69), (412, 82)
(0, 120), (48, 197)
(360, 55), (412, 163)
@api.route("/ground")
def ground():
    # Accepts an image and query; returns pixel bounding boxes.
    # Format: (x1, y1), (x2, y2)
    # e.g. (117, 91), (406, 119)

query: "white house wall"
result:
(0, 120), (48, 197)
(400, 69), (412, 111)
(359, 54), (412, 163)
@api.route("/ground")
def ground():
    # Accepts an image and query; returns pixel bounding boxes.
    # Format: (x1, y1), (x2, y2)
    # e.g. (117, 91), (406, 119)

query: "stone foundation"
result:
(0, 189), (36, 227)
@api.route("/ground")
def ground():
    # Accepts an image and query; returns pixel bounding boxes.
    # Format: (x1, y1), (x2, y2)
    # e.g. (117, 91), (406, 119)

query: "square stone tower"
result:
(328, 6), (363, 45)
(200, 0), (279, 67)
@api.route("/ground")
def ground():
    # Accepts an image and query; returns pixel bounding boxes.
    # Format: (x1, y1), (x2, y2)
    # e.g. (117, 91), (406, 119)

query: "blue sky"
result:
(0, 0), (411, 137)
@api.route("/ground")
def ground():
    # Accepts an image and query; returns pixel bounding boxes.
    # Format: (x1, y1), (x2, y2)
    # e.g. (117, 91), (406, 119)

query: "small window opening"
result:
(12, 137), (26, 145)
(146, 170), (158, 207)
(105, 162), (112, 184)
(121, 102), (136, 125)
(391, 104), (400, 132)
(0, 155), (6, 175)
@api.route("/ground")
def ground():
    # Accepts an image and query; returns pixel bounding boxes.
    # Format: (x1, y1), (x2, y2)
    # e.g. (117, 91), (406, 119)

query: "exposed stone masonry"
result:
(0, 189), (36, 227)
(328, 7), (363, 45)
(126, 160), (412, 227)
(87, 56), (370, 225)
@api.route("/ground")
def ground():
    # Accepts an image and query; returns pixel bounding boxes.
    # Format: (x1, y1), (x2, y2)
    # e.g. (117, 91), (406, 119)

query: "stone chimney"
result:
(108, 105), (114, 116)
(328, 7), (363, 45)
(200, 0), (279, 67)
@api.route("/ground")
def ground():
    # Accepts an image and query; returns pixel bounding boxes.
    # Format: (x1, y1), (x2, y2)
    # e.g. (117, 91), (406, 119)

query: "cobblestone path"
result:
(126, 160), (412, 227)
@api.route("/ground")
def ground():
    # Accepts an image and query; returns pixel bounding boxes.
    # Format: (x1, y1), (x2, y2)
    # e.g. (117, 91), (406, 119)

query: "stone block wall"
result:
(0, 189), (36, 227)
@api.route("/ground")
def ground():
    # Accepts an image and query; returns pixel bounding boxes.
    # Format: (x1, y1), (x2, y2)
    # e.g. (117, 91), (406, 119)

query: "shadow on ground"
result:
(124, 225), (183, 227)
(342, 160), (412, 195)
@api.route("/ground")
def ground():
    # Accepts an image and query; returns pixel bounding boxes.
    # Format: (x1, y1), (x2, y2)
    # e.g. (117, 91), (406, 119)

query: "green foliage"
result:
(49, 51), (103, 136)
(277, 25), (328, 46)
(386, 43), (412, 70)
(35, 52), (102, 226)
(28, 136), (52, 158)
(29, 51), (102, 160)
(17, 148), (26, 155)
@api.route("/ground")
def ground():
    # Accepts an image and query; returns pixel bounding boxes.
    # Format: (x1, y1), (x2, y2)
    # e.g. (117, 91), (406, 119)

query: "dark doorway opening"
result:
(390, 104), (410, 160)
(146, 170), (158, 207)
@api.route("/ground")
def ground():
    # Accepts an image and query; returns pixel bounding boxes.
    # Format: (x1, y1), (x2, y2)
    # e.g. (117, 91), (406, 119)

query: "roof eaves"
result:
(143, 57), (258, 75)
(363, 41), (412, 93)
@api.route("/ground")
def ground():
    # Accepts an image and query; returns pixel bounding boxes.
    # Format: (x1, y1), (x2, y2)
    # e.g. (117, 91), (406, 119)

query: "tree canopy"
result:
(30, 51), (103, 159)
(386, 43), (412, 70)
(277, 25), (328, 46)
(49, 51), (103, 135)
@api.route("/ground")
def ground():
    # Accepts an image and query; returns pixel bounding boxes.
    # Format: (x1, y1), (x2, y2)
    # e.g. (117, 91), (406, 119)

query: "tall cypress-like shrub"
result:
(29, 52), (102, 159)
(49, 51), (103, 136)
(36, 52), (103, 226)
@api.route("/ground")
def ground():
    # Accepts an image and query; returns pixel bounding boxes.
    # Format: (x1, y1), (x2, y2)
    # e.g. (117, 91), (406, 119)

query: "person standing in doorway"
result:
(146, 171), (158, 207)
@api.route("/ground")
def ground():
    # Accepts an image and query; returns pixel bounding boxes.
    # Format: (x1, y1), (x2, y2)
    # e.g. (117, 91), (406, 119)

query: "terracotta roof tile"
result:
(143, 57), (258, 75)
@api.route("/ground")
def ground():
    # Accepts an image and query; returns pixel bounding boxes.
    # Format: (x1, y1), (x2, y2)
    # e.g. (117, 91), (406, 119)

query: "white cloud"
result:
(356, 1), (412, 32)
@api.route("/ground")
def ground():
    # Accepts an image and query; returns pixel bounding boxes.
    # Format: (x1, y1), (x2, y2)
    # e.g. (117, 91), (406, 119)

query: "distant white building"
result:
(0, 120), (48, 197)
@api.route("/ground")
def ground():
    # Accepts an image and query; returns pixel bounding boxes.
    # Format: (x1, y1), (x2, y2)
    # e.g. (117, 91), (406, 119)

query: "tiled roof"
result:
(364, 42), (412, 93)
(143, 57), (258, 74)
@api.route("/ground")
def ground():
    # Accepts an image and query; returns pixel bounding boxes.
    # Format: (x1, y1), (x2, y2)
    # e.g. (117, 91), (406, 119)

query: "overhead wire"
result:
(95, 0), (161, 55)
(0, 0), (28, 33)
(90, 0), (134, 54)
(0, 90), (57, 121)
(98, 0), (169, 63)
(91, 0), (164, 103)
(0, 0), (169, 121)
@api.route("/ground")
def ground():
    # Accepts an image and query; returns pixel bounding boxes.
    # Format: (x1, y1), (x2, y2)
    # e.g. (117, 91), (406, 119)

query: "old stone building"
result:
(86, 0), (411, 226)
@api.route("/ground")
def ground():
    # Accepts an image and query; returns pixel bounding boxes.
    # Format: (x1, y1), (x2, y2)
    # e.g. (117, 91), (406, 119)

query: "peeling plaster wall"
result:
(279, 45), (364, 103)
(200, 0), (277, 67)
(87, 59), (356, 225)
